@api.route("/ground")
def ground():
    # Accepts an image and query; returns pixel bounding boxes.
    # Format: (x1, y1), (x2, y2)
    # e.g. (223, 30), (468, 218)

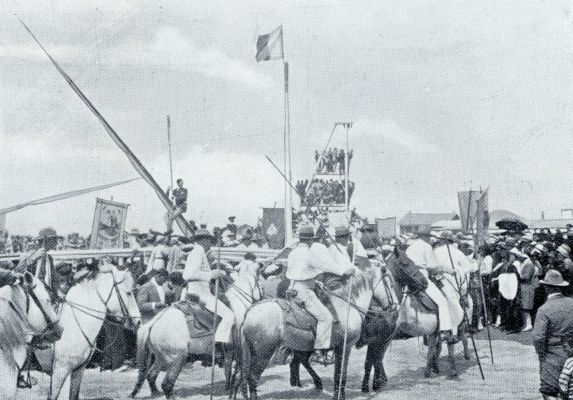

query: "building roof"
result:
(399, 212), (458, 226)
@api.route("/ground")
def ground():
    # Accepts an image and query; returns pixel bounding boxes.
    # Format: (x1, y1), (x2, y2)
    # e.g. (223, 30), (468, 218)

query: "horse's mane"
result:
(0, 286), (29, 352)
(328, 268), (377, 299)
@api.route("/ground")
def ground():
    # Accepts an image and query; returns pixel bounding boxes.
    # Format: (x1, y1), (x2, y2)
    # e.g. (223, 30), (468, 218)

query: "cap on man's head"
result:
(334, 226), (351, 239)
(298, 226), (316, 241)
(194, 229), (215, 241)
(229, 216), (236, 221)
(176, 178), (183, 184)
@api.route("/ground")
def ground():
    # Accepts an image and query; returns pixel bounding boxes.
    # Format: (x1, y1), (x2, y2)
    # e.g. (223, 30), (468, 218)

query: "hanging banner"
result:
(376, 217), (397, 239)
(262, 208), (285, 249)
(475, 190), (490, 248)
(457, 191), (481, 233)
(89, 198), (129, 249)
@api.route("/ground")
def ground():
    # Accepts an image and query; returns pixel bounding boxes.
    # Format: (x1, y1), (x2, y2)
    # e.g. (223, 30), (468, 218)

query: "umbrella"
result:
(495, 218), (528, 232)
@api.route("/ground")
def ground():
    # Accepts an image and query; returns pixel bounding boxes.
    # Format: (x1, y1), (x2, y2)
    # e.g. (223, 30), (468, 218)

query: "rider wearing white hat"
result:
(286, 226), (354, 351)
(406, 225), (456, 341)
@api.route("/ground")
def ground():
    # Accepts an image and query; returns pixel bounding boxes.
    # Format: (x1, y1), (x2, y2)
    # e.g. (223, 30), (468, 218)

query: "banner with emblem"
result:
(89, 198), (129, 249)
(262, 208), (285, 249)
(376, 217), (396, 239)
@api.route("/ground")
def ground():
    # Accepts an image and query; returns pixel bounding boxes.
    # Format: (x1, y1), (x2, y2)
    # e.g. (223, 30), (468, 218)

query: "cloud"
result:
(354, 118), (440, 155)
(108, 27), (272, 89)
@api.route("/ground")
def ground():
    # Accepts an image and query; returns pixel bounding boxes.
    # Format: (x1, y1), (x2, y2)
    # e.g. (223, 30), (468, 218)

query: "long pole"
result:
(167, 115), (174, 189)
(444, 241), (485, 380)
(478, 262), (495, 364)
(281, 28), (293, 246)
(210, 238), (222, 400)
(338, 275), (354, 400)
(344, 123), (350, 211)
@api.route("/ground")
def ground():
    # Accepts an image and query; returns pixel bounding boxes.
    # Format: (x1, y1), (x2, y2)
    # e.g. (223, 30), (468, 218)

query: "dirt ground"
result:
(19, 329), (541, 400)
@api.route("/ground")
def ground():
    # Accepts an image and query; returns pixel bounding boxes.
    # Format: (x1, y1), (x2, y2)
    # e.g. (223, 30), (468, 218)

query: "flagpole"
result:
(282, 26), (293, 245)
(167, 115), (174, 190)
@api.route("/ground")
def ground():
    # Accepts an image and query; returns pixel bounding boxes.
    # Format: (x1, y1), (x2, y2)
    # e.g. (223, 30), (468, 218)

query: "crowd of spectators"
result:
(315, 148), (353, 174)
(295, 178), (355, 206)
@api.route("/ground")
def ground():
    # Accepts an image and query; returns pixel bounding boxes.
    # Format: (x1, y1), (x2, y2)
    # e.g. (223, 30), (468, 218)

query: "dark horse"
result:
(384, 247), (471, 378)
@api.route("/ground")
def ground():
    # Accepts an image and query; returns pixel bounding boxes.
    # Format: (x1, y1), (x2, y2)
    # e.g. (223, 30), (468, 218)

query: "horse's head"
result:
(22, 272), (63, 342)
(98, 263), (141, 329)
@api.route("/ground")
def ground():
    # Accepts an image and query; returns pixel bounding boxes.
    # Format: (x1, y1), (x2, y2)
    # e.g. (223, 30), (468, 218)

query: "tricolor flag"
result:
(475, 189), (490, 248)
(255, 26), (283, 62)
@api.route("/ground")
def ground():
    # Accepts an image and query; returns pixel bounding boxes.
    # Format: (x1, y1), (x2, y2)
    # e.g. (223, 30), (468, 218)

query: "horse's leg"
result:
(425, 334), (440, 378)
(0, 355), (17, 400)
(147, 359), (161, 396)
(289, 351), (302, 387)
(372, 341), (390, 391)
(361, 345), (373, 393)
(50, 361), (73, 400)
(332, 346), (351, 400)
(300, 351), (322, 391)
(68, 364), (86, 400)
(447, 341), (458, 378)
(224, 344), (234, 392)
(461, 324), (470, 360)
(161, 353), (186, 399)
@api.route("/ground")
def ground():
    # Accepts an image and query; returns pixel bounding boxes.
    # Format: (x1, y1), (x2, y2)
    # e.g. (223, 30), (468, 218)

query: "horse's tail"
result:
(129, 323), (152, 397)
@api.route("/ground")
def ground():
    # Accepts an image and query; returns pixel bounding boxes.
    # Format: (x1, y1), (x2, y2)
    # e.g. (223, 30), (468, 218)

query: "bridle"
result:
(68, 269), (139, 351)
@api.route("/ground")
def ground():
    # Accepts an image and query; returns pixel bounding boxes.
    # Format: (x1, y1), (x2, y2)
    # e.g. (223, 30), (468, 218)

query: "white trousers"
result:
(292, 281), (332, 350)
(420, 270), (454, 333)
(184, 283), (235, 343)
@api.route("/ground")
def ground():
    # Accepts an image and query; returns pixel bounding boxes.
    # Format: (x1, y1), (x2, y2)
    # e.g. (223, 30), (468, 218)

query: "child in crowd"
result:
(559, 338), (573, 400)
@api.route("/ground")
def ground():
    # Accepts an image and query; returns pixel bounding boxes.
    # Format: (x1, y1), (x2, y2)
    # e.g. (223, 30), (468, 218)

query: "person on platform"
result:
(182, 229), (234, 344)
(136, 269), (173, 323)
(405, 226), (455, 341)
(533, 269), (573, 400)
(286, 226), (354, 357)
(226, 216), (238, 235)
(166, 178), (188, 233)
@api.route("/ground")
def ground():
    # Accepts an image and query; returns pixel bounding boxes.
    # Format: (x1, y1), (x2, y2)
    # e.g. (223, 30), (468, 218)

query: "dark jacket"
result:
(533, 293), (573, 395)
(136, 279), (174, 323)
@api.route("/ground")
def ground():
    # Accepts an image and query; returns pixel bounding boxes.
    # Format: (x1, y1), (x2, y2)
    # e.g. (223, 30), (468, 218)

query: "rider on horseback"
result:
(182, 229), (234, 345)
(405, 226), (456, 342)
(286, 226), (355, 354)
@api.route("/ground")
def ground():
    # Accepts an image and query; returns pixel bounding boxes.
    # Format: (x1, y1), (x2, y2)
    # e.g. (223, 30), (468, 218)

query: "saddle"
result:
(273, 279), (342, 352)
(173, 294), (221, 339)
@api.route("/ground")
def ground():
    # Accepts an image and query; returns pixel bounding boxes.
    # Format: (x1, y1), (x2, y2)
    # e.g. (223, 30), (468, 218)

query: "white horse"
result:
(0, 271), (63, 400)
(34, 262), (141, 400)
(130, 268), (262, 399)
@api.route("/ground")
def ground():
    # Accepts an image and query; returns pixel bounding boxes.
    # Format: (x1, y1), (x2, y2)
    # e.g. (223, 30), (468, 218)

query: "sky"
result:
(2, 0), (573, 235)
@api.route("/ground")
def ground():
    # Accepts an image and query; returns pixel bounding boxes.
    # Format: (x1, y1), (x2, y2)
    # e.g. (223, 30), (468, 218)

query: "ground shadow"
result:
(171, 373), (284, 398)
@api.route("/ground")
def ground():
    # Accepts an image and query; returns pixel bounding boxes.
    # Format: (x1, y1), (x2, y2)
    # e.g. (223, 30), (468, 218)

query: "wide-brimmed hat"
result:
(35, 227), (63, 241)
(298, 226), (317, 241)
(194, 229), (215, 241)
(540, 269), (569, 287)
(334, 226), (351, 239)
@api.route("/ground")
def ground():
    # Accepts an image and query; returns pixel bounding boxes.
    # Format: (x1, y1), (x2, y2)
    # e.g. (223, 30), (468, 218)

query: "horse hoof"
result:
(128, 392), (136, 398)
(446, 374), (460, 381)
(361, 385), (369, 393)
(464, 354), (471, 360)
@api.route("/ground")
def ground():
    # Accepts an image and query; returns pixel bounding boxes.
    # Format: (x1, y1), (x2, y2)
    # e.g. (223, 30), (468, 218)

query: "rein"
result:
(318, 274), (399, 320)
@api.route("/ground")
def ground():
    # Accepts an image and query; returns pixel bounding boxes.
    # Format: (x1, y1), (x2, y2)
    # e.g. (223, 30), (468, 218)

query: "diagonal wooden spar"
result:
(18, 18), (191, 235)
(0, 178), (140, 215)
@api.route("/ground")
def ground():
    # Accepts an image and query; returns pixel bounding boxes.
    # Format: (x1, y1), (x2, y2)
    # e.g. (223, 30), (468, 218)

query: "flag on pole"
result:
(475, 189), (490, 248)
(255, 26), (283, 62)
(457, 190), (481, 233)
